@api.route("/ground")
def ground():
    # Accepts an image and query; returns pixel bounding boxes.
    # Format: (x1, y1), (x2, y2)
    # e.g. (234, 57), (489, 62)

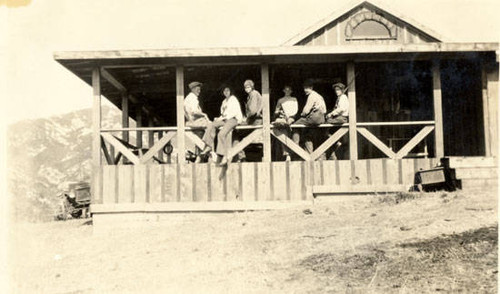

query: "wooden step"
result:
(311, 184), (408, 196)
(455, 167), (498, 179)
(448, 156), (498, 168)
(460, 178), (498, 189)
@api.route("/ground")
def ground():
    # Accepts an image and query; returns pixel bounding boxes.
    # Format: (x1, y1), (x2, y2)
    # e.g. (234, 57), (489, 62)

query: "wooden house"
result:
(54, 1), (498, 225)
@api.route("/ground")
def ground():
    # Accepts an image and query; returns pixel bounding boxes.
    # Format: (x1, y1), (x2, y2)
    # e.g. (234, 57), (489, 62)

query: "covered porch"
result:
(54, 42), (499, 212)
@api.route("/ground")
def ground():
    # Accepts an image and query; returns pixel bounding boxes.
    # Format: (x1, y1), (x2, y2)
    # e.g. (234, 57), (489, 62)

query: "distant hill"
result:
(7, 106), (122, 222)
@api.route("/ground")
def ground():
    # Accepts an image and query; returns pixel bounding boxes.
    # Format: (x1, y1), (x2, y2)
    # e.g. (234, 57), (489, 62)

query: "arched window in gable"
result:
(345, 12), (397, 40)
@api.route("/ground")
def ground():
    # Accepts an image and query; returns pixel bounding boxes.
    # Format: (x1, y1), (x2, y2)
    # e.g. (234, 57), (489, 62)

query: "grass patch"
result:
(299, 226), (498, 292)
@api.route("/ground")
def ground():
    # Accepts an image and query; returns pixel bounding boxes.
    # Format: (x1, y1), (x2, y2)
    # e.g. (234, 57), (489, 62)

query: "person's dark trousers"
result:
(293, 110), (325, 154)
(325, 115), (348, 159)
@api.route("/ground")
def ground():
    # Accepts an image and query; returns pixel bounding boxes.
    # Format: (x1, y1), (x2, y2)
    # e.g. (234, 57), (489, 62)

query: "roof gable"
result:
(283, 0), (446, 46)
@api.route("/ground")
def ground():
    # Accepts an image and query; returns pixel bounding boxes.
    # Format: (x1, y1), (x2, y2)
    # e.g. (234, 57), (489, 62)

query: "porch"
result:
(53, 43), (499, 213)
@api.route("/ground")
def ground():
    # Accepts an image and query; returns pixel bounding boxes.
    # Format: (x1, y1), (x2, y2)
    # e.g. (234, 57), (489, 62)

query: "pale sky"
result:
(1, 0), (499, 125)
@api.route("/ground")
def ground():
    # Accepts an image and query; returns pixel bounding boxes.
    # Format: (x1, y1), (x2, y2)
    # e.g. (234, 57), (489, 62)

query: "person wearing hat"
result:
(243, 79), (263, 125)
(232, 79), (263, 162)
(326, 82), (349, 124)
(184, 81), (210, 161)
(292, 79), (327, 154)
(200, 85), (243, 165)
(325, 82), (349, 159)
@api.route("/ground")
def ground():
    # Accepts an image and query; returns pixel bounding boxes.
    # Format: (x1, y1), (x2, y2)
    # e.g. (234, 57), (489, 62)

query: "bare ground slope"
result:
(9, 187), (498, 293)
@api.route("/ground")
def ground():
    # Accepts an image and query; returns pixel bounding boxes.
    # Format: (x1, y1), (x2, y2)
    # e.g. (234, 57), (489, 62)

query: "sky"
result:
(0, 0), (499, 125)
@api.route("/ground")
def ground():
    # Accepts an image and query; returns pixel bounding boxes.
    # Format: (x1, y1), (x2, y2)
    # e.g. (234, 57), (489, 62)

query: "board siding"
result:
(97, 157), (488, 206)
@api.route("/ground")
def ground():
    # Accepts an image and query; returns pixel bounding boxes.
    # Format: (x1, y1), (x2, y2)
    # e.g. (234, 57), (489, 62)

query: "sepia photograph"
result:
(1, 0), (499, 293)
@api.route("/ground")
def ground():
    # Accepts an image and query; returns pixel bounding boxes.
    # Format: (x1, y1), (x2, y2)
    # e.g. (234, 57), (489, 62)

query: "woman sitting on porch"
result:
(200, 85), (243, 165)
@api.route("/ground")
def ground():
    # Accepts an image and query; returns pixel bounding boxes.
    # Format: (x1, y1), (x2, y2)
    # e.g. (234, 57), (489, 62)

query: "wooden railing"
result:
(99, 120), (435, 164)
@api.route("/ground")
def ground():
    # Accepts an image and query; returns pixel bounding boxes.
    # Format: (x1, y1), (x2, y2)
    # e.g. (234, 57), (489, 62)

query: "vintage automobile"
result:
(55, 181), (91, 220)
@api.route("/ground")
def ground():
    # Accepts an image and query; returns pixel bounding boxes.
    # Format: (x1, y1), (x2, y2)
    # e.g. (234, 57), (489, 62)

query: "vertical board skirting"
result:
(320, 161), (325, 185)
(382, 159), (388, 184)
(401, 159), (415, 186)
(241, 162), (254, 201)
(334, 160), (341, 185)
(129, 165), (135, 203)
(285, 161), (290, 201)
(226, 163), (239, 201)
(254, 162), (259, 201)
(237, 162), (243, 201)
(164, 164), (177, 202)
(148, 165), (162, 203)
(300, 162), (307, 200)
(223, 166), (228, 201)
(181, 163), (193, 202)
(350, 160), (356, 184)
(102, 166), (115, 204)
(160, 166), (165, 202)
(273, 162), (287, 201)
(133, 165), (147, 203)
(366, 160), (372, 185)
(145, 165), (150, 203)
(192, 164), (197, 202)
(397, 159), (403, 184)
(101, 158), (440, 206)
(269, 162), (274, 201)
(338, 160), (351, 185)
(256, 163), (271, 201)
(386, 159), (399, 185)
(176, 163), (181, 202)
(207, 163), (212, 201)
(212, 165), (224, 202)
(114, 165), (119, 203)
(288, 161), (302, 201)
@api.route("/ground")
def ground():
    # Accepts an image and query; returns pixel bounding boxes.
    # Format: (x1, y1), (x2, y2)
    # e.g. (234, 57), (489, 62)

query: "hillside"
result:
(7, 106), (122, 222)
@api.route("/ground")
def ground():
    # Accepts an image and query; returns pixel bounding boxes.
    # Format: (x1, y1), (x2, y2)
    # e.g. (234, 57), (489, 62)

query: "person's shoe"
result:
(200, 146), (212, 156)
(285, 154), (291, 162)
(219, 156), (228, 166)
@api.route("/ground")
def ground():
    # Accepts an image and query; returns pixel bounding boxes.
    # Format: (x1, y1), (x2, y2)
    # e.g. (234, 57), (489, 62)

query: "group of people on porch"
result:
(184, 79), (349, 165)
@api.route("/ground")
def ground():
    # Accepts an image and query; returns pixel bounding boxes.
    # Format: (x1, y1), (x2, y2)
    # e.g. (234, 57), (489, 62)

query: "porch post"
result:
(261, 63), (271, 162)
(481, 65), (491, 156)
(148, 118), (154, 146)
(176, 66), (186, 163)
(121, 93), (129, 164)
(347, 62), (358, 160)
(91, 67), (102, 203)
(136, 108), (143, 150)
(432, 61), (444, 158)
(486, 65), (498, 157)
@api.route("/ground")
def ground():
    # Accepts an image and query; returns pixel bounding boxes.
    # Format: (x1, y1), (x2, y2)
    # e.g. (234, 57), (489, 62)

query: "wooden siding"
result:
(94, 158), (449, 205)
(297, 6), (436, 46)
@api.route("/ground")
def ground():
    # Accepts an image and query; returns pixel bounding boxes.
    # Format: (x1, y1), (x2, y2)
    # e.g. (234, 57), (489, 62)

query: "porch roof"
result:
(53, 42), (498, 124)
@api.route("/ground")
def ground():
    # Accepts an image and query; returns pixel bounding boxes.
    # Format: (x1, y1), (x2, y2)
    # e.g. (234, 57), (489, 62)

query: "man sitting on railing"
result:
(184, 81), (211, 162)
(272, 84), (298, 161)
(325, 82), (349, 159)
(293, 79), (326, 154)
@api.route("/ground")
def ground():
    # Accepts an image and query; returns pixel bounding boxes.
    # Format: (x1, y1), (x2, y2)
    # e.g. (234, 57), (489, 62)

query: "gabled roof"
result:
(282, 0), (448, 46)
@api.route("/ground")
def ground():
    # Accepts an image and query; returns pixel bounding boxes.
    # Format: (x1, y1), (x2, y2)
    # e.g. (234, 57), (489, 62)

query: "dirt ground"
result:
(8, 187), (498, 294)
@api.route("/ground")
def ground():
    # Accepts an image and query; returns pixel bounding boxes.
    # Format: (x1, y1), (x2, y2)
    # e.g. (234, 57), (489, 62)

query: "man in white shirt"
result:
(184, 81), (210, 161)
